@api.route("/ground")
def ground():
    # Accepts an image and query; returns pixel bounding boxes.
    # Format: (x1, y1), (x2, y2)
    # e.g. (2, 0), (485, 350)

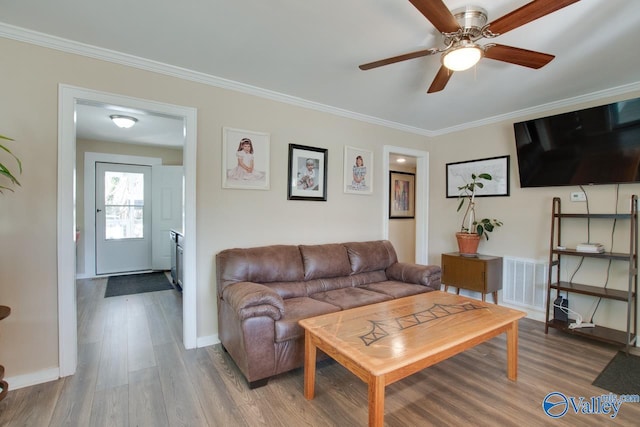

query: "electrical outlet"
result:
(571, 191), (586, 202)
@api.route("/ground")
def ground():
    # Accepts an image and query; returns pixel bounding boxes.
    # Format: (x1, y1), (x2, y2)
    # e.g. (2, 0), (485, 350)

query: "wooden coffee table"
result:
(299, 291), (526, 427)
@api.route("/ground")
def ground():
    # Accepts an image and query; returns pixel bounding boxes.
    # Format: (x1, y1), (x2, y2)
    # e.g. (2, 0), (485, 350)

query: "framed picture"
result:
(389, 171), (415, 219)
(222, 127), (270, 190)
(287, 144), (328, 201)
(446, 155), (510, 198)
(343, 146), (373, 195)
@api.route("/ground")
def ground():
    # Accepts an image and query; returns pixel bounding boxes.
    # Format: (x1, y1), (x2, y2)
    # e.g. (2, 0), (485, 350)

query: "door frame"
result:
(383, 146), (430, 264)
(58, 84), (198, 376)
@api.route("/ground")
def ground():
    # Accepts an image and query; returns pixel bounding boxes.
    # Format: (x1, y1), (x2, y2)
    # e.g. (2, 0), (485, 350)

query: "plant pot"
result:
(456, 232), (481, 257)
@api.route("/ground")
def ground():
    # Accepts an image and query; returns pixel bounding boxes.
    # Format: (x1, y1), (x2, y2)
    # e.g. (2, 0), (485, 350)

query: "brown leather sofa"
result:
(216, 240), (441, 388)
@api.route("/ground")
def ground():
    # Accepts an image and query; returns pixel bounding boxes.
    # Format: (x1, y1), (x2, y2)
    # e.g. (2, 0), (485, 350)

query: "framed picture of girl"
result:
(343, 146), (373, 195)
(287, 144), (328, 201)
(222, 127), (270, 190)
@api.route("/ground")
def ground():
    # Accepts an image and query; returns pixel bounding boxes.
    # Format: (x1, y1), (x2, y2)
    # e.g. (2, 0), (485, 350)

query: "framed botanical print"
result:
(344, 146), (373, 195)
(222, 127), (270, 190)
(389, 171), (415, 219)
(287, 144), (328, 201)
(446, 155), (509, 198)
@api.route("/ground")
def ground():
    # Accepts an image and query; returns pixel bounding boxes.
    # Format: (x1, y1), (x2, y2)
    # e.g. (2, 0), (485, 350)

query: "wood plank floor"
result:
(1, 278), (639, 426)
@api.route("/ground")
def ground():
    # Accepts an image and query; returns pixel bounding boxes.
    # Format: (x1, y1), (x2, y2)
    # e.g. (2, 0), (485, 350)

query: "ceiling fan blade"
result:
(359, 48), (438, 70)
(409, 0), (460, 34)
(489, 0), (581, 35)
(484, 44), (555, 69)
(427, 66), (453, 93)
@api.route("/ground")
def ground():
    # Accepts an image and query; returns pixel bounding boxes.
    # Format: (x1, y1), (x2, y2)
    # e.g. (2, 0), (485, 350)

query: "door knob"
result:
(96, 209), (102, 213)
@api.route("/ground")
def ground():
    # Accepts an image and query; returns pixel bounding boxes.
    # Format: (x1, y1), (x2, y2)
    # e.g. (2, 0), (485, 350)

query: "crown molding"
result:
(2, 22), (639, 138)
(431, 81), (640, 136)
(0, 22), (432, 137)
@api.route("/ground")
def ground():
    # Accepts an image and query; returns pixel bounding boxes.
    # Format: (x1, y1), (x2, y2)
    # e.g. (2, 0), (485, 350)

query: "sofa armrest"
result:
(386, 262), (442, 290)
(221, 282), (285, 321)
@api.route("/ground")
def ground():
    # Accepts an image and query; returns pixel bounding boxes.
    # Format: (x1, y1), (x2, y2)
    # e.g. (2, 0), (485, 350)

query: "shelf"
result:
(552, 249), (632, 260)
(550, 281), (633, 301)
(554, 213), (632, 220)
(547, 319), (635, 347)
(546, 195), (637, 353)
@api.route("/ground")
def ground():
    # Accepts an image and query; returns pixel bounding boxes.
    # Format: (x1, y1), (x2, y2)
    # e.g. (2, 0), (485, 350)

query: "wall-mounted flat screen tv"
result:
(513, 97), (640, 187)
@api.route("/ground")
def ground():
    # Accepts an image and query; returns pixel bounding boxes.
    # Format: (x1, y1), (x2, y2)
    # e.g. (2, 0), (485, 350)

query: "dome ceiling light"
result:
(110, 115), (138, 129)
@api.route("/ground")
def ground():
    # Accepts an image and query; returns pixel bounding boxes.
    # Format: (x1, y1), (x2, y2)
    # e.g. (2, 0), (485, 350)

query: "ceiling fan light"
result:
(443, 43), (483, 71)
(110, 115), (138, 129)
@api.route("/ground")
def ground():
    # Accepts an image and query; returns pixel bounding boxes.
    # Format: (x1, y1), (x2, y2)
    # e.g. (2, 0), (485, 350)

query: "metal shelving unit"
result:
(544, 196), (638, 352)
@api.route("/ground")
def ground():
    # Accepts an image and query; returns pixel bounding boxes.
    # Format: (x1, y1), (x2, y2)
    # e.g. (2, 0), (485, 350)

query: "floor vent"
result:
(502, 257), (547, 311)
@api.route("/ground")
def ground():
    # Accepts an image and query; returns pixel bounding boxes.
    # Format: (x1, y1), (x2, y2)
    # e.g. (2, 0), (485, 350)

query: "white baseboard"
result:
(5, 367), (60, 390)
(197, 333), (219, 348)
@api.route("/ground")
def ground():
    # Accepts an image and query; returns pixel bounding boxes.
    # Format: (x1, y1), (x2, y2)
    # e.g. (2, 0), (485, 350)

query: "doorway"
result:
(388, 155), (417, 263)
(383, 146), (430, 264)
(58, 85), (198, 377)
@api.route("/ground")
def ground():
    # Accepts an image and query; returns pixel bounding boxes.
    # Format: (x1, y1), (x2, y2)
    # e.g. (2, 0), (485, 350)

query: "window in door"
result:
(103, 171), (145, 240)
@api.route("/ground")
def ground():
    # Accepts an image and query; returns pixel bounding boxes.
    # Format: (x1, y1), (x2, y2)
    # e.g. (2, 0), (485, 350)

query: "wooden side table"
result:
(0, 305), (10, 401)
(441, 252), (503, 304)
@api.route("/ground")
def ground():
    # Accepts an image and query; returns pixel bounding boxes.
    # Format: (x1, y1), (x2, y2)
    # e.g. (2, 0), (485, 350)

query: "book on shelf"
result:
(576, 243), (605, 253)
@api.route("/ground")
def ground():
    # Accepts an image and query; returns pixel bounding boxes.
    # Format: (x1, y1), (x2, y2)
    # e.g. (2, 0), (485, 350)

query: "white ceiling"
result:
(75, 102), (185, 148)
(1, 0), (640, 143)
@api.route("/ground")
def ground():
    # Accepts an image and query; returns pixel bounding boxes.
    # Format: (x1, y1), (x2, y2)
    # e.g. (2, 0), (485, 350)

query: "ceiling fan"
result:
(359, 0), (581, 93)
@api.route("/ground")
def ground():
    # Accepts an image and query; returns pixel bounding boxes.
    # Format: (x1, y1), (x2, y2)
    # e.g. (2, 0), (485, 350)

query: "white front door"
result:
(96, 162), (152, 275)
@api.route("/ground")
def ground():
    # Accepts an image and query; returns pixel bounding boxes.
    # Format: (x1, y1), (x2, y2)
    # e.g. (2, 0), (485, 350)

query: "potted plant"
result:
(0, 134), (22, 194)
(456, 172), (502, 256)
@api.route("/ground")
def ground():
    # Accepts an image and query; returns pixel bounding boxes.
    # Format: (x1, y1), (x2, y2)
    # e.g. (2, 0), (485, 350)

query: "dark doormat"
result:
(105, 272), (174, 298)
(592, 351), (640, 395)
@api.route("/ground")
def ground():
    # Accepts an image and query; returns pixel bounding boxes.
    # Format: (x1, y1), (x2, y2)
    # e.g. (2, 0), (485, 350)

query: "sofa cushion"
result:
(349, 271), (388, 286)
(300, 243), (352, 280)
(359, 281), (434, 299)
(275, 297), (341, 342)
(304, 276), (354, 296)
(345, 240), (397, 274)
(217, 245), (304, 287)
(310, 287), (392, 310)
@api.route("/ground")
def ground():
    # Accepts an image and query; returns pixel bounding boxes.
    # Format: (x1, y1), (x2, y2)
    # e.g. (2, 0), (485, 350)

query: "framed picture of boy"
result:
(222, 127), (270, 190)
(343, 146), (373, 195)
(287, 144), (328, 201)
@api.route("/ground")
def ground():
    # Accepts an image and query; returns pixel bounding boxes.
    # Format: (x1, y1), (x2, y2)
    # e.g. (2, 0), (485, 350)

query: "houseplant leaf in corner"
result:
(0, 134), (22, 194)
(456, 173), (502, 255)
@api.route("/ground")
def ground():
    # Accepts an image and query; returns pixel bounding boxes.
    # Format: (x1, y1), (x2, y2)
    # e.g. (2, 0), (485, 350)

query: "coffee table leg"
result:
(368, 375), (385, 427)
(304, 330), (316, 400)
(506, 320), (518, 380)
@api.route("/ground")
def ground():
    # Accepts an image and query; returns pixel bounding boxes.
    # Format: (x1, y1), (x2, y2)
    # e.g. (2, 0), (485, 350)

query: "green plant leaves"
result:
(0, 135), (22, 194)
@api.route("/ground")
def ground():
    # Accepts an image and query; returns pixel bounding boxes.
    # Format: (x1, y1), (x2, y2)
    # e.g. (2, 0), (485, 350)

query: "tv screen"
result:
(513, 97), (640, 187)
